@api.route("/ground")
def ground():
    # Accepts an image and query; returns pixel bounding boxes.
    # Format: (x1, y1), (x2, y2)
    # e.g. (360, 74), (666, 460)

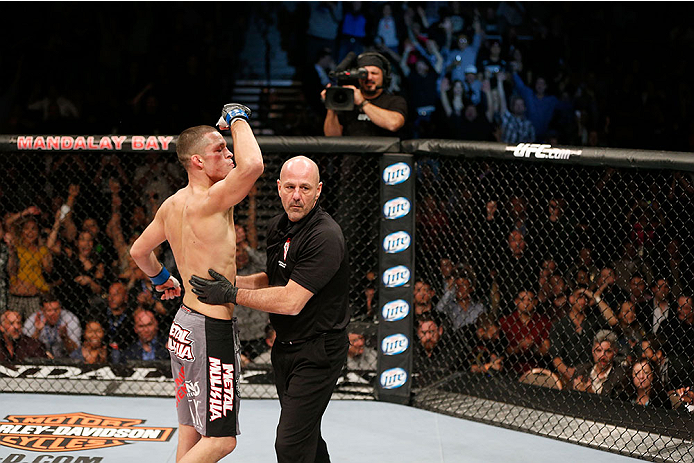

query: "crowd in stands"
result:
(0, 154), (279, 370)
(402, 162), (694, 409)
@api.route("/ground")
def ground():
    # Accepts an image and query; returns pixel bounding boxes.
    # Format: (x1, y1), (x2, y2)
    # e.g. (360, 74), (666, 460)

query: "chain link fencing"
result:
(0, 136), (388, 400)
(409, 144), (694, 462)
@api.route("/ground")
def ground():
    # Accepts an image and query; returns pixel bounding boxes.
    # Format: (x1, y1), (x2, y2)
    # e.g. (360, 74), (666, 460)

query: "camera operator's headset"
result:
(356, 52), (392, 89)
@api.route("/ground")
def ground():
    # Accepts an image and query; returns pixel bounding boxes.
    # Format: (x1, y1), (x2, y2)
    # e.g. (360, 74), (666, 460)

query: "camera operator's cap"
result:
(357, 53), (388, 72)
(464, 65), (478, 74)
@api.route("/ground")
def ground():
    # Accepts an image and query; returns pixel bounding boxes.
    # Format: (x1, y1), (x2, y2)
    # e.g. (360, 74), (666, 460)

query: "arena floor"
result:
(0, 393), (646, 463)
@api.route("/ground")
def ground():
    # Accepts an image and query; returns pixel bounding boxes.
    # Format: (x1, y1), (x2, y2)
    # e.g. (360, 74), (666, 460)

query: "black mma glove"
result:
(217, 103), (252, 129)
(189, 269), (238, 304)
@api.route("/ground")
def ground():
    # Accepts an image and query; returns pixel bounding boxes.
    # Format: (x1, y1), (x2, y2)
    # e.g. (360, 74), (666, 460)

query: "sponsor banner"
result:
(381, 299), (410, 322)
(382, 231), (411, 254)
(381, 265), (411, 288)
(381, 334), (409, 356)
(14, 136), (175, 151)
(382, 162), (411, 185)
(505, 143), (582, 160)
(382, 197), (411, 220)
(0, 413), (175, 452)
(378, 154), (414, 404)
(379, 368), (408, 390)
(0, 364), (170, 381)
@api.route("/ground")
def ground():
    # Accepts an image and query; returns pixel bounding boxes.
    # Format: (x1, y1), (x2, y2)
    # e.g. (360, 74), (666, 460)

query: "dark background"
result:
(2, 2), (694, 151)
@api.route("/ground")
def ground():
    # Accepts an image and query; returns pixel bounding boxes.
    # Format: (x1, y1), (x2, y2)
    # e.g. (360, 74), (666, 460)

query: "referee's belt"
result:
(278, 329), (344, 346)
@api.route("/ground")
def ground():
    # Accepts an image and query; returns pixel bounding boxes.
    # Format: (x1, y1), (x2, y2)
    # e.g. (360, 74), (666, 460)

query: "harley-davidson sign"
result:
(0, 413), (175, 452)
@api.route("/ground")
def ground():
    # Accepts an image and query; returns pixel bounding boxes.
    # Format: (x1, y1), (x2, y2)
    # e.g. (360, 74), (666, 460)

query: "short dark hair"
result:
(176, 125), (218, 169)
(40, 291), (60, 306)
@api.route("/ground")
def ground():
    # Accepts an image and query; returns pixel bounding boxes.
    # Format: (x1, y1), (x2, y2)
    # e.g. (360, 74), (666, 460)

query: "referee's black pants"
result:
(271, 330), (349, 463)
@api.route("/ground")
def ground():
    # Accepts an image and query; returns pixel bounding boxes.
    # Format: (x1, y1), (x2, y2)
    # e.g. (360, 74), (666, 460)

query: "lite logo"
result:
(382, 266), (410, 288)
(382, 197), (411, 220)
(381, 334), (409, 355)
(382, 231), (411, 253)
(382, 162), (411, 185)
(380, 368), (408, 389)
(381, 299), (410, 322)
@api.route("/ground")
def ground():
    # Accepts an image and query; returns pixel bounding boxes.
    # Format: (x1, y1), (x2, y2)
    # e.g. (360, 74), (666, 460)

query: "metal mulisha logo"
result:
(0, 413), (175, 452)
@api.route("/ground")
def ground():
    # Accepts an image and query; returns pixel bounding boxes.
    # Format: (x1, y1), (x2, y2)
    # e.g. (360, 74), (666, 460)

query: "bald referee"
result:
(190, 156), (350, 463)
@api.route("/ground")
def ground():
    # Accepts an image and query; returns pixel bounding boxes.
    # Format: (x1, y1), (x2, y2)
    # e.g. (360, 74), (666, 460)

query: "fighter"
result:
(130, 103), (264, 463)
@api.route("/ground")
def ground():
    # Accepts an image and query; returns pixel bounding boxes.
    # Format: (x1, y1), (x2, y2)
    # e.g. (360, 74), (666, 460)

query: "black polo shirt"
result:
(337, 92), (408, 137)
(265, 205), (350, 343)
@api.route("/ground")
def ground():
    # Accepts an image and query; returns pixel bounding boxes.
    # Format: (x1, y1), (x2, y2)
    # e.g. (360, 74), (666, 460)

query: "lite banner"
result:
(376, 154), (415, 404)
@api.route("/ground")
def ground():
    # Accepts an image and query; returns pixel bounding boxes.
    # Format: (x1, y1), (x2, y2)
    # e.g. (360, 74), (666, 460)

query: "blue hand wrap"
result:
(225, 108), (248, 124)
(150, 265), (171, 286)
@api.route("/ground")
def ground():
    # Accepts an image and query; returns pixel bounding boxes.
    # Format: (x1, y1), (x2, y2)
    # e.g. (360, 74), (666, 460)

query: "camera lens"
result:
(334, 91), (347, 104)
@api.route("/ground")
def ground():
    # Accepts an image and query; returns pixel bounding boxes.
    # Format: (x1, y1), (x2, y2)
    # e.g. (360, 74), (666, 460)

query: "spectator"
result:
(62, 230), (106, 320)
(650, 278), (672, 335)
(511, 72), (571, 142)
(469, 314), (507, 376)
(346, 331), (376, 371)
(304, 48), (335, 121)
(0, 310), (47, 362)
(540, 197), (573, 271)
(438, 77), (465, 138)
(70, 320), (109, 364)
(413, 279), (437, 318)
(413, 315), (457, 387)
(620, 359), (671, 408)
(338, 1), (367, 59)
(639, 334), (671, 391)
(612, 241), (654, 293)
(462, 65), (482, 106)
(659, 295), (694, 363)
(500, 290), (552, 376)
(444, 16), (484, 84)
(549, 288), (613, 385)
(247, 324), (276, 367)
(0, 222), (10, 312)
(23, 292), (81, 359)
(458, 101), (494, 142)
(493, 229), (537, 313)
(613, 301), (647, 365)
(435, 273), (486, 342)
(481, 72), (506, 135)
(437, 258), (456, 296)
(572, 330), (629, 397)
(400, 48), (440, 138)
(375, 3), (399, 54)
(500, 94), (535, 144)
(121, 308), (168, 362)
(5, 210), (52, 319)
(565, 247), (599, 290)
(479, 39), (507, 82)
(305, 1), (342, 67)
(591, 267), (628, 310)
(96, 280), (135, 356)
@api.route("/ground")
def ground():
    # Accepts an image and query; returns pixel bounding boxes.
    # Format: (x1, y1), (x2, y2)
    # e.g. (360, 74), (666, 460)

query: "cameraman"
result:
(321, 53), (407, 137)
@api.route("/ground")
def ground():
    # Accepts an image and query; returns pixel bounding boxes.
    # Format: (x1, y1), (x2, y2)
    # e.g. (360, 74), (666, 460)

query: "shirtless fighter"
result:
(130, 103), (264, 463)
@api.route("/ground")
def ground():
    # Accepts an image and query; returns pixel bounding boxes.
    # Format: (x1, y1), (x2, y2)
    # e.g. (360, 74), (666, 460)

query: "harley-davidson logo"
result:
(0, 412), (176, 452)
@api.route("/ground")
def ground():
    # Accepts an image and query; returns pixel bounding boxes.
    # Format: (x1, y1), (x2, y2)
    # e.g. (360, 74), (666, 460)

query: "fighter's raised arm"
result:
(203, 104), (264, 213)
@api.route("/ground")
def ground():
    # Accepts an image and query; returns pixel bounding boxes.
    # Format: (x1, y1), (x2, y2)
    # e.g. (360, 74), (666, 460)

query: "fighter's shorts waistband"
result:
(180, 303), (236, 325)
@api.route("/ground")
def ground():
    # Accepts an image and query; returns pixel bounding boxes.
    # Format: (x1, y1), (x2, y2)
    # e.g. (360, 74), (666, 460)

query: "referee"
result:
(190, 155), (350, 463)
